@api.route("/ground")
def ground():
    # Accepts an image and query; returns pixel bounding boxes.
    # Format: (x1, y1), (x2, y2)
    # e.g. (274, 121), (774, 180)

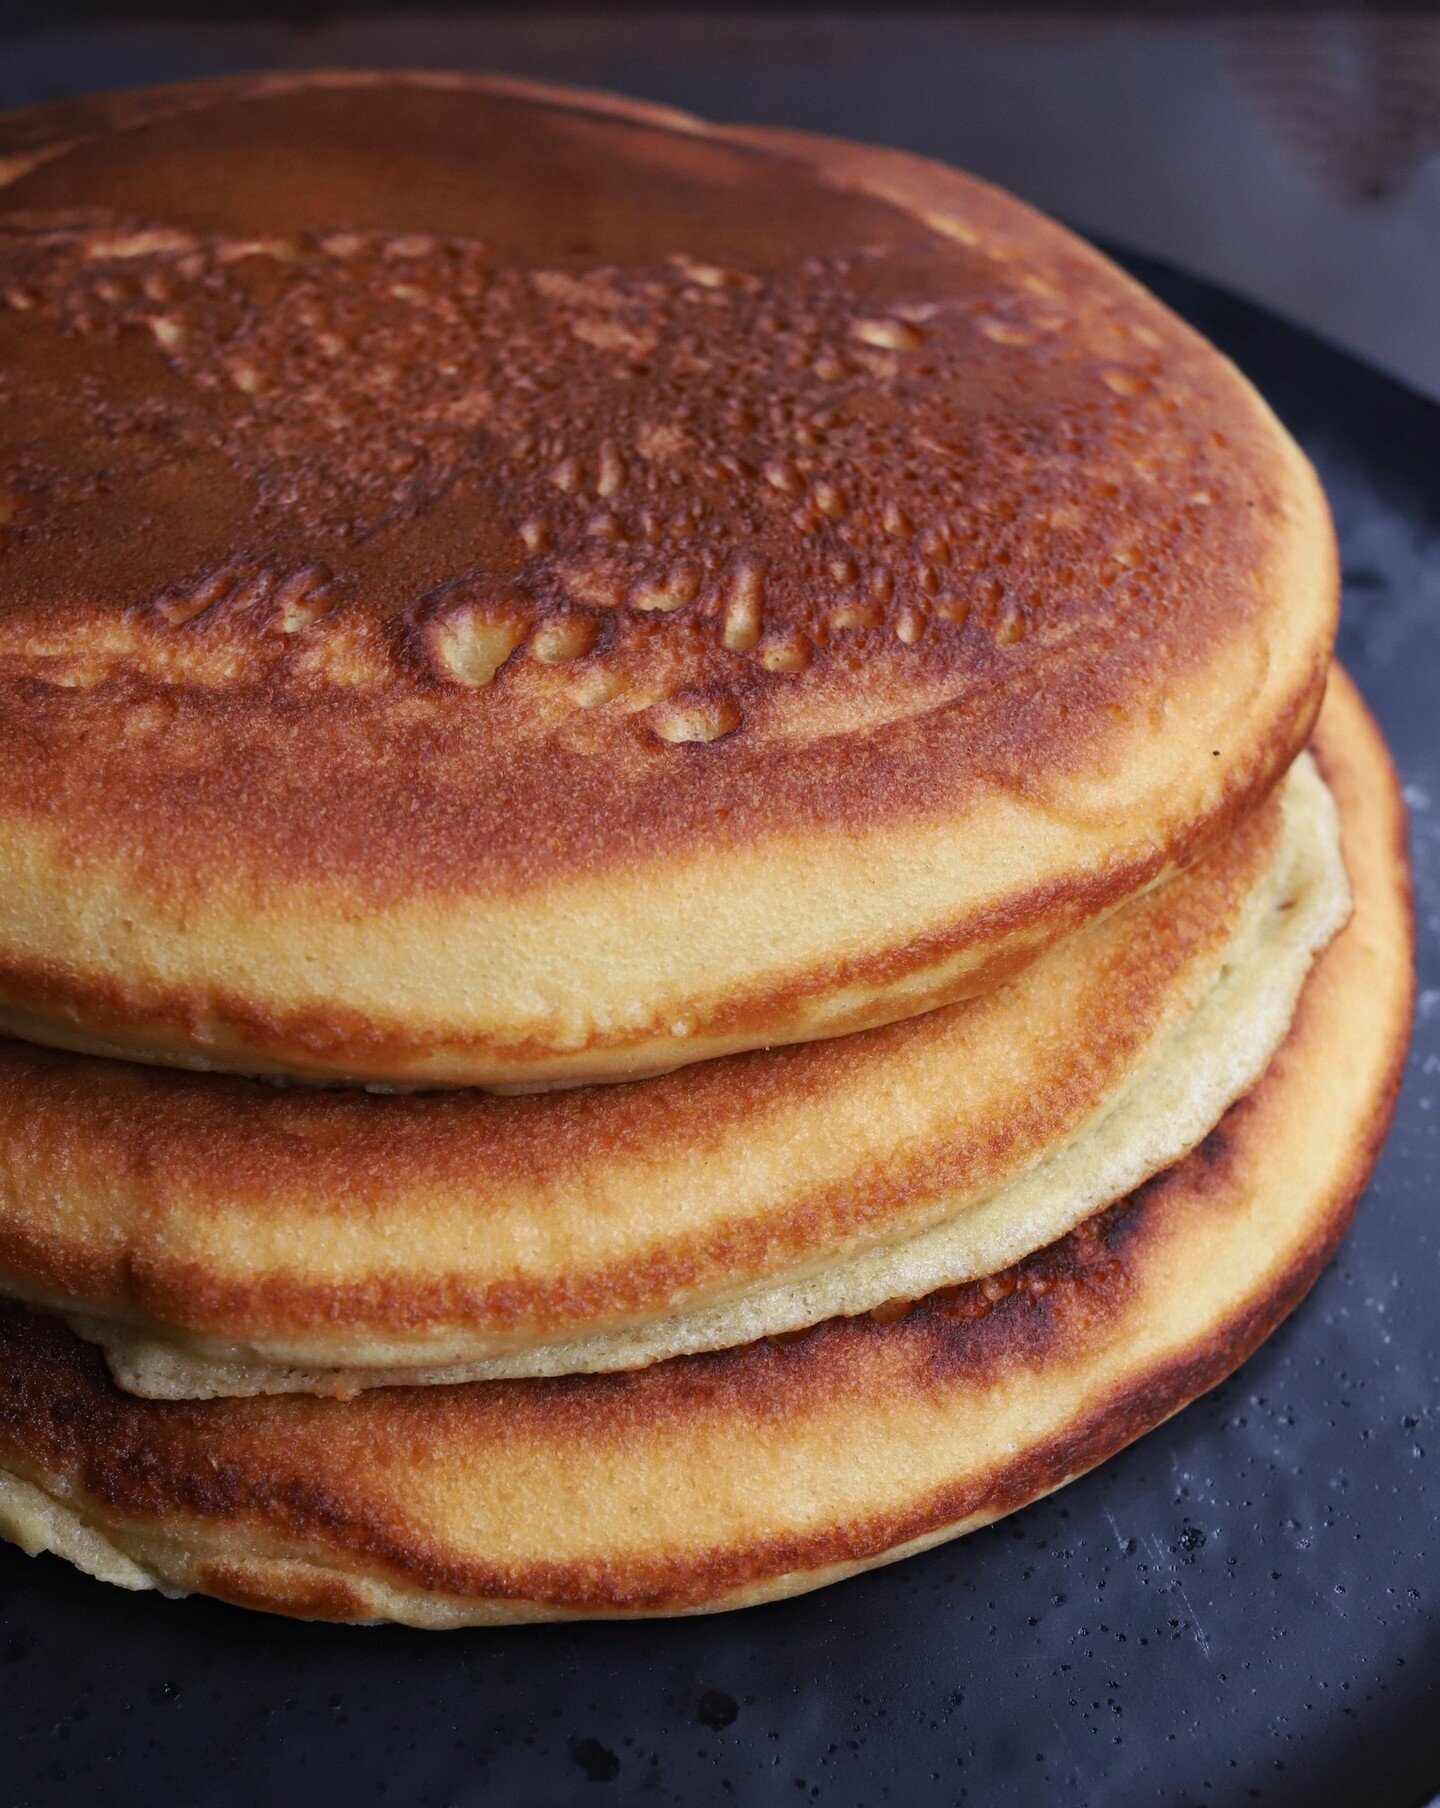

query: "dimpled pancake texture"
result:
(0, 751), (1346, 1397)
(0, 671), (1412, 1624)
(0, 73), (1336, 1086)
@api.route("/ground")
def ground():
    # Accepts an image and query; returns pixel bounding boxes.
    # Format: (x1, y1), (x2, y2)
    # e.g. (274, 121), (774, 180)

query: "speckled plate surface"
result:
(1, 251), (1436, 1808)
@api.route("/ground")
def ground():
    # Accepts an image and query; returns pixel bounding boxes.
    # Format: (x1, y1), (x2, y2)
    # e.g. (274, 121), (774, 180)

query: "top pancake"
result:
(0, 72), (1336, 1086)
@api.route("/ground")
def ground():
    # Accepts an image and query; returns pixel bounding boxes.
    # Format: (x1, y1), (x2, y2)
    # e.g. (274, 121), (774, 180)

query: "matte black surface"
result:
(1, 254), (1437, 1808)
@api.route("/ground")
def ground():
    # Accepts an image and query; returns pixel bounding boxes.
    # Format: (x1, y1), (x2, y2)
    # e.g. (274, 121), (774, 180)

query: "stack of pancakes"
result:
(0, 74), (1413, 1625)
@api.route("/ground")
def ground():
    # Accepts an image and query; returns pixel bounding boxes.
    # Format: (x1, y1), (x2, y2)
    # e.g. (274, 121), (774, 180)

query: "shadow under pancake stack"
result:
(0, 73), (1415, 1624)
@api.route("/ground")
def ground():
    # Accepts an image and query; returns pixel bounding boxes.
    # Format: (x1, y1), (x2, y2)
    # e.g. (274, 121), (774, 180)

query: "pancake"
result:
(0, 668), (1410, 1623)
(0, 72), (1336, 1087)
(0, 733), (1343, 1398)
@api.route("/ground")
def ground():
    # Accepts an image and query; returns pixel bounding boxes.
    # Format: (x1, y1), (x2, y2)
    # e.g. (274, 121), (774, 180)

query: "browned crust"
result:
(0, 70), (1337, 1084)
(0, 671), (1412, 1620)
(0, 744), (1299, 1075)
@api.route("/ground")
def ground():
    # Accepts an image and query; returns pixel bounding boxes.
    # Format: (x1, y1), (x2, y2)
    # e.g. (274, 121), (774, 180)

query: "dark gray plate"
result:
(2, 253), (1437, 1808)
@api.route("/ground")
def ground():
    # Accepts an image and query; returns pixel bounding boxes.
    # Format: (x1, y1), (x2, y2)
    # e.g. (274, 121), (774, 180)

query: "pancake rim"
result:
(0, 70), (1338, 1087)
(67, 752), (1346, 1396)
(0, 749), (1340, 1392)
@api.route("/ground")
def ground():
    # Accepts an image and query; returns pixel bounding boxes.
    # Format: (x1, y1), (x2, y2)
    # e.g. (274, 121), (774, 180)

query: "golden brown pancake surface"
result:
(0, 669), (1413, 1622)
(0, 73), (1335, 1085)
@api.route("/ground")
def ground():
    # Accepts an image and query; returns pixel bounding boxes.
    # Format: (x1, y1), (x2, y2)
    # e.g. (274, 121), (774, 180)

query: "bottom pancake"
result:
(0, 674), (1412, 1624)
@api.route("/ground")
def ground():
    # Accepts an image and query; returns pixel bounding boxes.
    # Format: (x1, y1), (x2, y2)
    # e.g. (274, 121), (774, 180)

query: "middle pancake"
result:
(0, 752), (1346, 1398)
